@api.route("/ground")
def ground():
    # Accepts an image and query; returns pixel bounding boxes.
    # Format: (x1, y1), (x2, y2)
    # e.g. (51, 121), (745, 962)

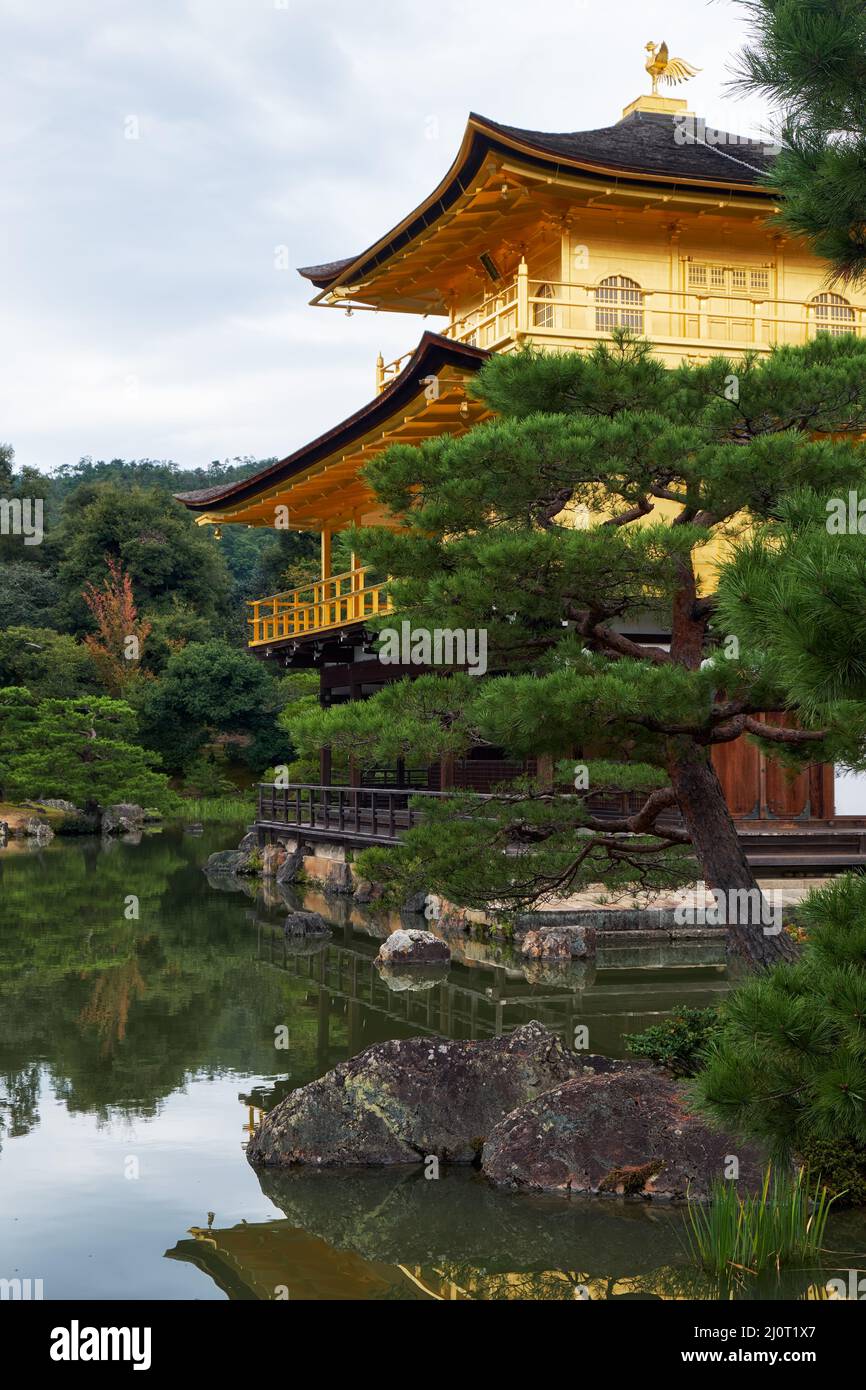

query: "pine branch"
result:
(742, 715), (828, 744)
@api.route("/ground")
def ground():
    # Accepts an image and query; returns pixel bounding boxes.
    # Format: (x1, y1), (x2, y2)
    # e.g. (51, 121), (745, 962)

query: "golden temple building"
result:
(176, 53), (866, 865)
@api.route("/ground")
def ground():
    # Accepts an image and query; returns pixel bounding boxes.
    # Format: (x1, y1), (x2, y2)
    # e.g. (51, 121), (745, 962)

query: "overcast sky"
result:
(0, 0), (778, 474)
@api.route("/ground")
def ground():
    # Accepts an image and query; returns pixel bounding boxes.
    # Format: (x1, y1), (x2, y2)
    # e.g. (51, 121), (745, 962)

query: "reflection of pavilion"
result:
(164, 1165), (701, 1301)
(247, 911), (729, 1083)
(166, 1218), (413, 1300)
(165, 1215), (647, 1302)
(166, 1164), (837, 1303)
(166, 1211), (483, 1300)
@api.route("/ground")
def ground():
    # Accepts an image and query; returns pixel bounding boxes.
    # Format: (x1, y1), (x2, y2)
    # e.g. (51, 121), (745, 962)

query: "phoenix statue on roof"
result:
(645, 41), (700, 95)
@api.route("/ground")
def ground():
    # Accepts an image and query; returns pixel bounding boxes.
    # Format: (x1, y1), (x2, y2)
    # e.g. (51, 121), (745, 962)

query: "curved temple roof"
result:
(175, 332), (489, 515)
(298, 108), (778, 294)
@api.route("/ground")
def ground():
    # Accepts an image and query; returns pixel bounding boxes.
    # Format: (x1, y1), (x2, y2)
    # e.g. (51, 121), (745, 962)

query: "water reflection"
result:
(1, 829), (863, 1302)
(167, 1167), (866, 1302)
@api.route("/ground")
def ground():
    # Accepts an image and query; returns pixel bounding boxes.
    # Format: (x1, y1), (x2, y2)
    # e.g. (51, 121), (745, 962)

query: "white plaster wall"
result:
(834, 770), (866, 815)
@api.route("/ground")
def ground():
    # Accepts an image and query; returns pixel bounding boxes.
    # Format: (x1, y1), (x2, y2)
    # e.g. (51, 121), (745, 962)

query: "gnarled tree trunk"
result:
(668, 741), (797, 967)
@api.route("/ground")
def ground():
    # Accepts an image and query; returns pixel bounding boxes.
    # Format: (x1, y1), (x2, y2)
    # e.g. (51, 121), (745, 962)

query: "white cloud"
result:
(0, 0), (773, 473)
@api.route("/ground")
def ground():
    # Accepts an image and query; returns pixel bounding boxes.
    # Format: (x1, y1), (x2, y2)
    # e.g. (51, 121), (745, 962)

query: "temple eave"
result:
(175, 332), (490, 528)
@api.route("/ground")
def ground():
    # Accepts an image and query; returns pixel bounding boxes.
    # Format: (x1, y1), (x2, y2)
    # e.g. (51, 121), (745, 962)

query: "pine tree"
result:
(292, 333), (866, 967)
(735, 0), (866, 283)
(693, 873), (866, 1158)
(0, 686), (178, 813)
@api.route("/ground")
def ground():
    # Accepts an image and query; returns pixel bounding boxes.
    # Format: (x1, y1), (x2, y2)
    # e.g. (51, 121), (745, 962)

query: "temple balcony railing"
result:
(376, 263), (866, 389)
(248, 566), (392, 648)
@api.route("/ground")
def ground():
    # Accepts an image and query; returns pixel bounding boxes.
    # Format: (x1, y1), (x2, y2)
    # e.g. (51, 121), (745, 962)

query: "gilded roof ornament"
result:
(644, 40), (700, 96)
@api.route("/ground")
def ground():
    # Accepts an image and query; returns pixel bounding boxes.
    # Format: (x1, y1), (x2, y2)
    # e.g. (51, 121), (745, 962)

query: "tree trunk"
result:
(668, 741), (797, 968)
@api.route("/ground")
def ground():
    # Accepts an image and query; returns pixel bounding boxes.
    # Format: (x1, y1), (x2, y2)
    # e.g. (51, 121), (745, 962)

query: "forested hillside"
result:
(0, 446), (317, 811)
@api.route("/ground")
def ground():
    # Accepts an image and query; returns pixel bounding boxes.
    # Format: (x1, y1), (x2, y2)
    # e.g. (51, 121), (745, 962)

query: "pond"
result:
(1, 826), (863, 1301)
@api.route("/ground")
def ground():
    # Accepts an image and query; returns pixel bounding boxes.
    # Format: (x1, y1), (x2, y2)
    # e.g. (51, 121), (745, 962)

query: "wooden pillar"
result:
(320, 528), (332, 582)
(350, 549), (360, 620)
(516, 257), (529, 337)
(440, 754), (455, 791)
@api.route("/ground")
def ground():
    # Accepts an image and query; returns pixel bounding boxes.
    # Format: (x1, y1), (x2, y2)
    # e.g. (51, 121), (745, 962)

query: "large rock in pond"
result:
(25, 817), (54, 845)
(247, 1022), (590, 1168)
(521, 925), (596, 960)
(376, 929), (450, 967)
(204, 847), (258, 876)
(101, 803), (146, 836)
(482, 1068), (767, 1200)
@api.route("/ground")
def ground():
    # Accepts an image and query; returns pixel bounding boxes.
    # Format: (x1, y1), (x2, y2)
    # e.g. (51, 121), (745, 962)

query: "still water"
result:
(0, 826), (863, 1301)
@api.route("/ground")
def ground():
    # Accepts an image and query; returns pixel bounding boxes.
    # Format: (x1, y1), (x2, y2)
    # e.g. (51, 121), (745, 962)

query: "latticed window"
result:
(687, 262), (770, 294)
(595, 275), (643, 333)
(533, 282), (555, 328)
(812, 291), (856, 337)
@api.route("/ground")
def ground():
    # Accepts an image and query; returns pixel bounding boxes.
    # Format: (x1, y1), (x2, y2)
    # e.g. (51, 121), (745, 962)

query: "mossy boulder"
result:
(376, 930), (451, 966)
(482, 1068), (766, 1200)
(247, 1022), (597, 1168)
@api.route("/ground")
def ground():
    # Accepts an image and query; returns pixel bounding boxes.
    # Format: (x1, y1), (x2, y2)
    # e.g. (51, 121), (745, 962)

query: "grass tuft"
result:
(685, 1166), (835, 1282)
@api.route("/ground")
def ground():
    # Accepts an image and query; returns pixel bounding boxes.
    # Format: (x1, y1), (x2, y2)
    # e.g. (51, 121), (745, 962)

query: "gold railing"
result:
(376, 263), (865, 388)
(248, 566), (392, 647)
(377, 280), (520, 389)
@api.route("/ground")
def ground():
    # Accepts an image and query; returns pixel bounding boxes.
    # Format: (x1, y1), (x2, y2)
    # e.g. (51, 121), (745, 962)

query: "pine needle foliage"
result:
(734, 0), (866, 284)
(693, 873), (866, 1156)
(289, 335), (866, 954)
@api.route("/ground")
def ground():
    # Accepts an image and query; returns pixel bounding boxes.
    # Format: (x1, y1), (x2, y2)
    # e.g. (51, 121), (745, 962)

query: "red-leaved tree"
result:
(82, 556), (152, 696)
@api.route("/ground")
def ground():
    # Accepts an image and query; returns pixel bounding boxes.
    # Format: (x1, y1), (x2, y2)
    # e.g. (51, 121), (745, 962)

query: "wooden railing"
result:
(376, 263), (865, 388)
(255, 781), (668, 845)
(248, 566), (392, 647)
(258, 783), (449, 842)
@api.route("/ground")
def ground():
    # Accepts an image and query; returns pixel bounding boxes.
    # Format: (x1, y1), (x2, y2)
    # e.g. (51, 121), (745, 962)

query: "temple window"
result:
(687, 262), (770, 294)
(811, 291), (856, 337)
(533, 282), (555, 328)
(595, 275), (644, 333)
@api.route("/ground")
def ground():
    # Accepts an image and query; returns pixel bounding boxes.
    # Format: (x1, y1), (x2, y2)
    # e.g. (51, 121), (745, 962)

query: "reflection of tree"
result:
(0, 829), (347, 1137)
(0, 1063), (40, 1154)
(78, 957), (147, 1054)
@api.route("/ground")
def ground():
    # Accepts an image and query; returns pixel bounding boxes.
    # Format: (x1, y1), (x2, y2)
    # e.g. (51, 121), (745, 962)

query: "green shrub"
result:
(625, 1007), (721, 1077)
(182, 751), (238, 799)
(693, 873), (866, 1159)
(0, 686), (180, 814)
(799, 1136), (866, 1208)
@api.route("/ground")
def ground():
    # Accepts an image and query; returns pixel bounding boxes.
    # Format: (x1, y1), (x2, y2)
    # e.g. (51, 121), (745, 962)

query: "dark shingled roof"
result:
(175, 332), (489, 512)
(481, 110), (776, 185)
(297, 108), (777, 291)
